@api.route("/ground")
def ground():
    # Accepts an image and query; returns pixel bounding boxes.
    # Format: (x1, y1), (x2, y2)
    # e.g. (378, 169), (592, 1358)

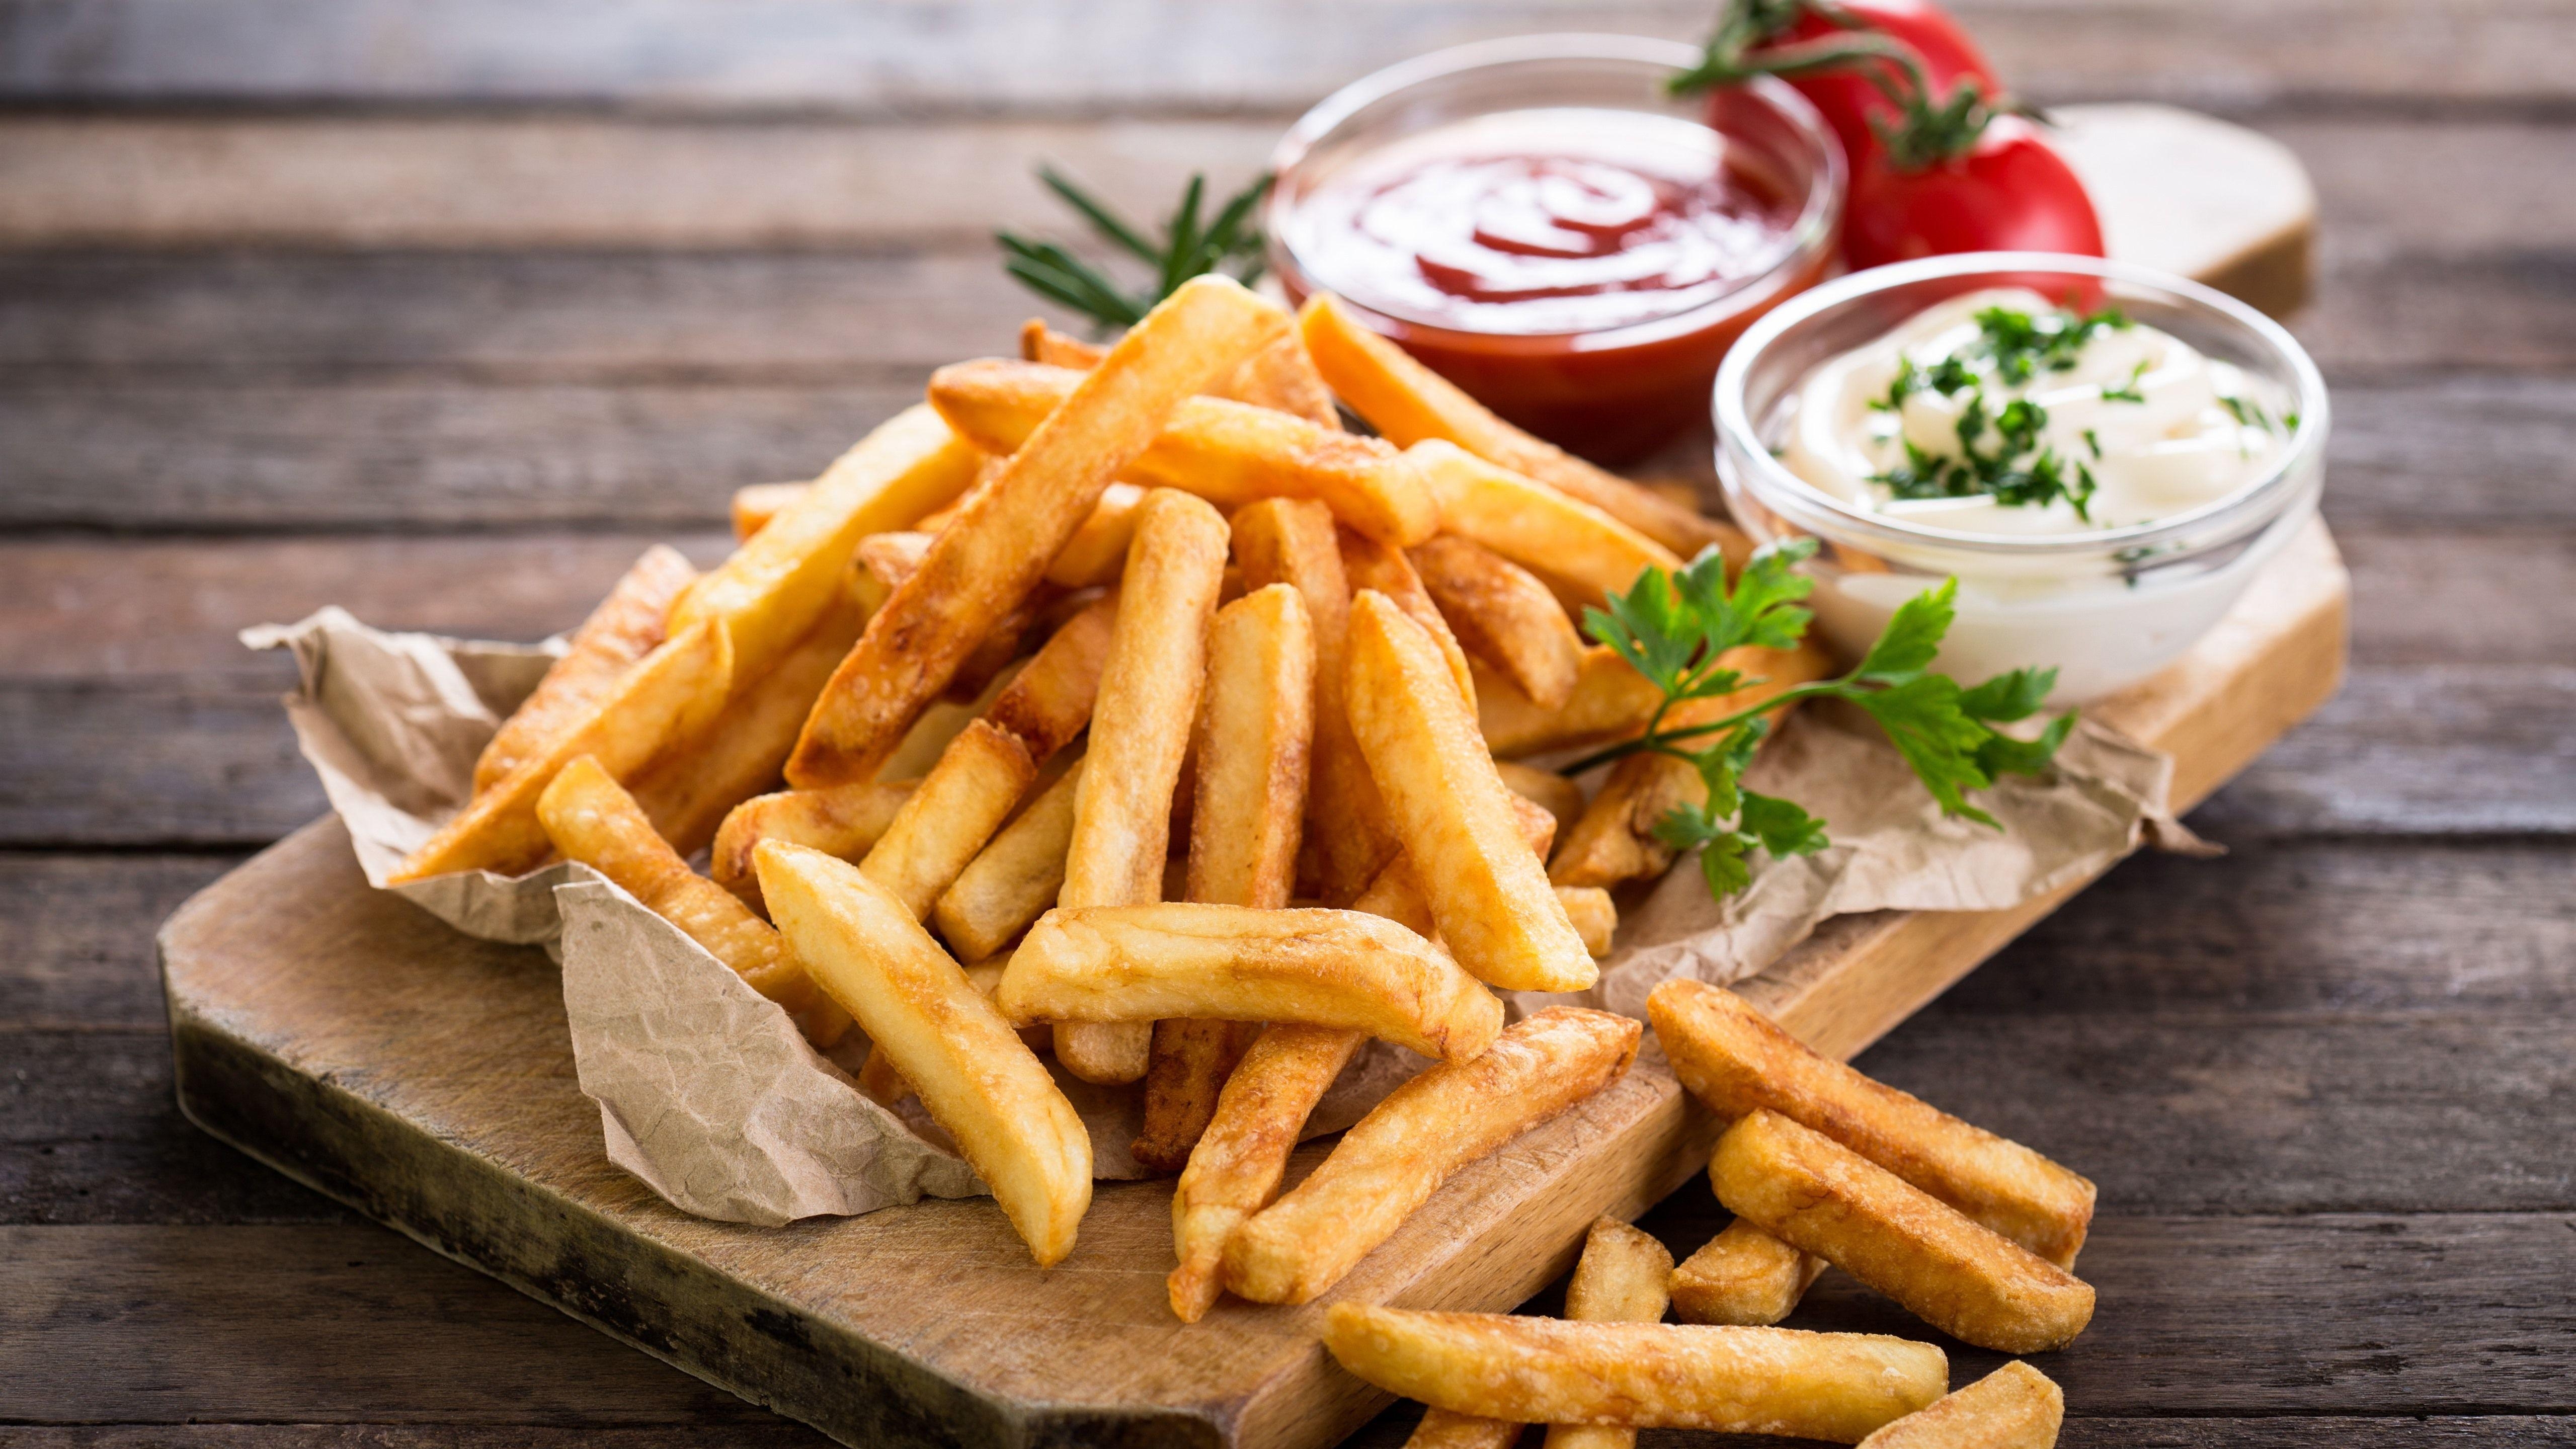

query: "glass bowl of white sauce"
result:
(1714, 252), (2327, 703)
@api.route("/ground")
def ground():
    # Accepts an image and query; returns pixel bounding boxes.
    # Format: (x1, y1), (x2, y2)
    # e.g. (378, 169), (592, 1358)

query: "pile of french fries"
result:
(390, 271), (2098, 1443)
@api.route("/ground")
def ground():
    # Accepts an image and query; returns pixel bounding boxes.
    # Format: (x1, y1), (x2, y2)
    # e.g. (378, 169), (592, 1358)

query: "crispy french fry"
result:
(1322, 1304), (1944, 1440)
(1345, 591), (1595, 993)
(1220, 330), (1342, 427)
(983, 591), (1119, 760)
(1223, 1007), (1639, 1303)
(789, 278), (1281, 789)
(1858, 1361), (2064, 1449)
(1649, 980), (2097, 1267)
(1543, 1217), (1679, 1449)
(1134, 584), (1317, 1172)
(849, 526), (1051, 705)
(1341, 531), (1476, 711)
(1476, 648), (1662, 759)
(709, 778), (915, 914)
(1492, 760), (1583, 839)
(1166, 1021), (1362, 1322)
(393, 621), (734, 882)
(1405, 441), (1682, 607)
(929, 359), (1435, 546)
(1555, 886), (1617, 958)
(673, 404), (982, 684)
(1670, 1218), (1828, 1327)
(1047, 481), (1146, 588)
(1001, 905), (1502, 1063)
(875, 662), (1020, 785)
(1233, 497), (1392, 905)
(1402, 1410), (1522, 1449)
(537, 756), (848, 1044)
(1410, 535), (1583, 710)
(1020, 317), (1106, 369)
(854, 954), (1029, 1109)
(627, 592), (869, 859)
(1713, 1110), (2096, 1354)
(933, 756), (1083, 960)
(730, 481), (808, 541)
(1549, 641), (1835, 888)
(1054, 488), (1230, 1083)
(756, 841), (1091, 1266)
(476, 544), (697, 795)
(1348, 791), (1558, 941)
(1299, 293), (1748, 564)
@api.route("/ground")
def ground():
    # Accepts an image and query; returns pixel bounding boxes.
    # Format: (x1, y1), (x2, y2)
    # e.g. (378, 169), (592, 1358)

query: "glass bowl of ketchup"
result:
(1268, 34), (1843, 465)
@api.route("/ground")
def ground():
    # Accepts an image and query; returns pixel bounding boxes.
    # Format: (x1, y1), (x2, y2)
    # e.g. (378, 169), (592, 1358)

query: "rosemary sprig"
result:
(996, 167), (1273, 332)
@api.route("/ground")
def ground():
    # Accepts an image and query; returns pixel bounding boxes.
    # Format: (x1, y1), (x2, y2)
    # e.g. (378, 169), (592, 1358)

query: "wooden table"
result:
(5, 4), (2572, 1445)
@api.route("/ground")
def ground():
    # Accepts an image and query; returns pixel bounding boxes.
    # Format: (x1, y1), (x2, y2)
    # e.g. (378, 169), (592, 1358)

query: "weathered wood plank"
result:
(0, 1430), (837, 1449)
(0, 853), (235, 1028)
(0, 675), (323, 845)
(5, 0), (2571, 111)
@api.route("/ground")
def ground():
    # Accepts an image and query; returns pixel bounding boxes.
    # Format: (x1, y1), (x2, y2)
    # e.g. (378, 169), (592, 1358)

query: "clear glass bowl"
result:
(1265, 34), (1843, 463)
(1714, 253), (2330, 703)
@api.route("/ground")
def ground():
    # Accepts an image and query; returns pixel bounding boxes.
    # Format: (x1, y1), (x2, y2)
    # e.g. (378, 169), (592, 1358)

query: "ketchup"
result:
(1278, 108), (1828, 462)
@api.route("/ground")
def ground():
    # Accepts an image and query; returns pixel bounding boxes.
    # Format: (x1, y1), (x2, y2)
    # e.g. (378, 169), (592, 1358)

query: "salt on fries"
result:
(1859, 1360), (2064, 1449)
(757, 841), (1091, 1266)
(1670, 1218), (1828, 1327)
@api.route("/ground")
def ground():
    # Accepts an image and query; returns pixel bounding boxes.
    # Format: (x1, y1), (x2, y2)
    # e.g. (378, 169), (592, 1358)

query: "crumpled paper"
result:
(249, 605), (2192, 1225)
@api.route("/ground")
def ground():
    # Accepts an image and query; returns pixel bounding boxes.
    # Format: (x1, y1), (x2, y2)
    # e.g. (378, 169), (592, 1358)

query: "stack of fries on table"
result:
(388, 275), (2097, 1445)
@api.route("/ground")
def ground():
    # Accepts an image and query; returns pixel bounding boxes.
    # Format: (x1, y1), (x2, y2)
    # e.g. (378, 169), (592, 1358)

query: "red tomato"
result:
(1761, 0), (2001, 168)
(1840, 115), (2106, 270)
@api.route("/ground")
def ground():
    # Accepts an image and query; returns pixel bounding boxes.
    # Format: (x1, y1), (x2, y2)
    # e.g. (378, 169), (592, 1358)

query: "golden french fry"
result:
(1348, 792), (1559, 942)
(1713, 1110), (2096, 1354)
(627, 592), (870, 859)
(1550, 641), (1836, 888)
(476, 545), (696, 795)
(1493, 760), (1583, 839)
(853, 955), (1026, 1108)
(933, 756), (1083, 961)
(1477, 648), (1662, 759)
(710, 779), (914, 914)
(729, 480), (808, 541)
(537, 755), (847, 1044)
(1134, 1018), (1261, 1177)
(756, 841), (1091, 1266)
(1345, 592), (1595, 993)
(874, 662), (1020, 785)
(1542, 1217), (1679, 1449)
(393, 621), (734, 882)
(1166, 1021), (1361, 1322)
(983, 591), (1119, 761)
(1299, 293), (1748, 564)
(1405, 442), (1681, 608)
(1020, 316), (1106, 369)
(1002, 904), (1502, 1063)
(1233, 497), (1393, 905)
(848, 524), (1051, 706)
(789, 278), (1281, 789)
(1047, 481), (1146, 588)
(1341, 531), (1476, 711)
(853, 529), (935, 591)
(673, 404), (982, 684)
(929, 359), (1435, 546)
(1223, 1007), (1640, 1304)
(1322, 1304), (1944, 1440)
(1054, 488), (1230, 1083)
(1219, 330), (1342, 427)
(1554, 886), (1617, 958)
(1670, 1218), (1828, 1327)
(1410, 535), (1583, 710)
(1651, 981), (2094, 1267)
(1402, 1409), (1522, 1449)
(1858, 1361), (2064, 1449)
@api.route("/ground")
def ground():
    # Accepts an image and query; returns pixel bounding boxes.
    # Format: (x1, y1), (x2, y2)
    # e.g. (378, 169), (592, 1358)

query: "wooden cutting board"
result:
(159, 106), (2336, 1449)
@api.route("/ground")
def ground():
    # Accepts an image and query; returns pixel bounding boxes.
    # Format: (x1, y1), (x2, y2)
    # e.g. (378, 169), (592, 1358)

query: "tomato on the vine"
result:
(1759, 0), (2000, 169)
(1841, 114), (2104, 268)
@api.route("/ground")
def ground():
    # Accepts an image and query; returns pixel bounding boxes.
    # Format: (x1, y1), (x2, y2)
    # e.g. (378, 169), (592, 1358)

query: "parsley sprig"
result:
(996, 167), (1272, 331)
(1568, 539), (2074, 900)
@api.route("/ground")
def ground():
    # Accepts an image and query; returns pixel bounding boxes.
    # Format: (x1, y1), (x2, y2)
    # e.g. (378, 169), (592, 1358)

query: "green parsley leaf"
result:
(1740, 790), (1831, 858)
(1853, 578), (1957, 685)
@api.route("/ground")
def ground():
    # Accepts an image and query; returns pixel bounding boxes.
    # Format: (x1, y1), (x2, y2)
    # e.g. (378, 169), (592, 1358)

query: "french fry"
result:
(1322, 1304), (1945, 1440)
(1549, 641), (1835, 888)
(1219, 330), (1342, 427)
(1001, 904), (1503, 1063)
(1648, 980), (2098, 1268)
(1401, 1410), (1522, 1449)
(1543, 1217), (1679, 1449)
(1347, 791), (1558, 941)
(933, 756), (1084, 961)
(1345, 591), (1595, 993)
(849, 526), (1051, 705)
(757, 841), (1091, 1266)
(1020, 316), (1106, 369)
(1047, 481), (1146, 587)
(1405, 441), (1681, 607)
(1712, 1110), (2096, 1354)
(1223, 1007), (1640, 1304)
(626, 591), (871, 858)
(392, 620), (734, 882)
(672, 403), (983, 684)
(730, 481), (807, 541)
(1410, 535), (1584, 710)
(1341, 531), (1476, 710)
(853, 955), (1028, 1109)
(857, 594), (1118, 919)
(1476, 648), (1662, 759)
(874, 662), (1021, 784)
(475, 544), (697, 794)
(928, 359), (1436, 546)
(1670, 1219), (1828, 1327)
(789, 277), (1282, 789)
(709, 778), (915, 914)
(1857, 1361), (2064, 1449)
(1492, 760), (1582, 839)
(1055, 488), (1231, 1083)
(1232, 497), (1392, 905)
(1299, 293), (1749, 564)
(1166, 1021), (1362, 1322)
(537, 755), (848, 1044)
(1135, 584), (1316, 1173)
(1554, 886), (1617, 958)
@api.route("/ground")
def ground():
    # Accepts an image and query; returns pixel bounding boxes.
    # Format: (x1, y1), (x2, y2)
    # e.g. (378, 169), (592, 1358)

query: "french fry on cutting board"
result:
(1539, 1217), (1677, 1449)
(710, 779), (914, 915)
(1404, 441), (1681, 607)
(1409, 534), (1584, 711)
(1858, 1361), (2064, 1449)
(933, 757), (1085, 962)
(1476, 647), (1662, 759)
(1670, 1218), (1827, 1327)
(476, 544), (697, 795)
(1340, 530), (1476, 711)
